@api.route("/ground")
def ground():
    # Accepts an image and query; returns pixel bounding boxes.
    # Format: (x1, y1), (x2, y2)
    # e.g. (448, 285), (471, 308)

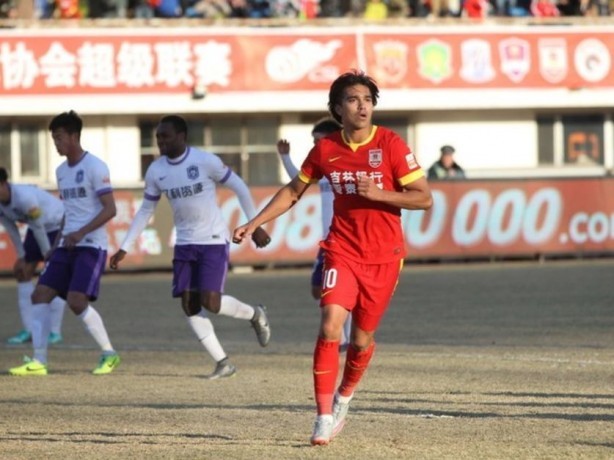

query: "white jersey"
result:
(0, 183), (63, 231)
(56, 152), (113, 250)
(0, 183), (64, 257)
(143, 147), (233, 245)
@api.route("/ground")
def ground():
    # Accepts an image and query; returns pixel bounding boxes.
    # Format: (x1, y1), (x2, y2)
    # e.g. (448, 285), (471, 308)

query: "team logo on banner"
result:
(460, 39), (495, 83)
(417, 40), (452, 84)
(538, 38), (568, 84)
(373, 40), (408, 84)
(187, 165), (199, 180)
(499, 38), (530, 83)
(574, 38), (611, 83)
(369, 149), (383, 168)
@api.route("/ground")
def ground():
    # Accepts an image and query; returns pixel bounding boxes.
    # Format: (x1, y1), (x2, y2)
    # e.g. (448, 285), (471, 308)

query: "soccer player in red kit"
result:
(232, 70), (433, 445)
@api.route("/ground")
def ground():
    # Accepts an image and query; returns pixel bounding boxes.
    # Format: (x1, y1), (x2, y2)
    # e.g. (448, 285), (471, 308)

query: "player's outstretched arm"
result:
(233, 176), (310, 244)
(110, 198), (158, 270)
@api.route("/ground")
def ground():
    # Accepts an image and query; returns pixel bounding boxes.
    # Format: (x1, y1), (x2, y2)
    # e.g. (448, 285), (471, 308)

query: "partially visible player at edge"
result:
(110, 114), (271, 380)
(233, 70), (433, 445)
(276, 118), (352, 350)
(0, 167), (66, 346)
(9, 110), (121, 376)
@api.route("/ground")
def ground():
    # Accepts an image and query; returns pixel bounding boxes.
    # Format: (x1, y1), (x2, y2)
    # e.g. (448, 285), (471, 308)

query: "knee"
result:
(181, 301), (201, 317)
(201, 300), (220, 314)
(320, 321), (342, 341)
(351, 330), (374, 351)
(31, 286), (53, 304)
(201, 293), (221, 314)
(66, 294), (88, 315)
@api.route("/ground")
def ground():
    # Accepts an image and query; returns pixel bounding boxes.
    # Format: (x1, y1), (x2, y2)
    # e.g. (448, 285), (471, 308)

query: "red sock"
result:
(313, 337), (340, 415)
(338, 342), (375, 397)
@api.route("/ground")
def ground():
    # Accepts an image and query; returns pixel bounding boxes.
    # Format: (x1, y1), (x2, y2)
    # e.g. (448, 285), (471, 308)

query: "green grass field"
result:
(1, 260), (613, 459)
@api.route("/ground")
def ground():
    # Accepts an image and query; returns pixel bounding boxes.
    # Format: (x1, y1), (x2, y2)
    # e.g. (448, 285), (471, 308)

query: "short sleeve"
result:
(390, 135), (424, 186)
(299, 144), (323, 185)
(143, 162), (161, 201)
(92, 159), (113, 196)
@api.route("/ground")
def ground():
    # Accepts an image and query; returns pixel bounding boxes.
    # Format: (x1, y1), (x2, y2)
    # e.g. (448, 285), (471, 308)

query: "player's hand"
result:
(13, 258), (26, 279)
(109, 249), (127, 270)
(277, 139), (290, 156)
(232, 224), (253, 245)
(357, 175), (381, 201)
(251, 226), (271, 248)
(63, 230), (85, 249)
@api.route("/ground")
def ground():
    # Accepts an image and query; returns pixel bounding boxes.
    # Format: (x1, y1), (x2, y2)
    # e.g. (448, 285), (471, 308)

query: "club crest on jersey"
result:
(75, 170), (84, 183)
(368, 149), (383, 168)
(187, 165), (199, 180)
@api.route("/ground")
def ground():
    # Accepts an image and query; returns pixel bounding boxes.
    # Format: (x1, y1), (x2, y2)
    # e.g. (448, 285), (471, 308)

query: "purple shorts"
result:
(38, 247), (107, 301)
(172, 243), (229, 298)
(310, 248), (325, 288)
(23, 229), (60, 263)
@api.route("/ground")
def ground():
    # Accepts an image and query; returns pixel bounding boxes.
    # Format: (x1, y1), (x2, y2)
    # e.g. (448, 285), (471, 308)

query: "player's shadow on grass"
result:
(0, 431), (233, 445)
(358, 390), (614, 422)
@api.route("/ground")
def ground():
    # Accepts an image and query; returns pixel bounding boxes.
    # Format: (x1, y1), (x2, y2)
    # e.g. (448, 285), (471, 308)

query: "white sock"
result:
(78, 305), (114, 353)
(187, 310), (227, 362)
(219, 295), (255, 320)
(49, 297), (66, 335)
(342, 316), (352, 344)
(17, 281), (35, 332)
(30, 304), (51, 364)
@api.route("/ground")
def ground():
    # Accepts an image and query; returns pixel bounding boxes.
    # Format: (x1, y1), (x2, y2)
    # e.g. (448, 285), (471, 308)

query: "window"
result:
(19, 125), (41, 177)
(562, 115), (604, 166)
(0, 124), (10, 172)
(537, 116), (555, 165)
(139, 116), (281, 184)
(0, 122), (46, 182)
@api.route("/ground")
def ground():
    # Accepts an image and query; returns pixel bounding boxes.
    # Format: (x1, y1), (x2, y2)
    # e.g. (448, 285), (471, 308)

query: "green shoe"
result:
(9, 356), (48, 376)
(48, 332), (63, 345)
(92, 353), (121, 375)
(7, 330), (32, 345)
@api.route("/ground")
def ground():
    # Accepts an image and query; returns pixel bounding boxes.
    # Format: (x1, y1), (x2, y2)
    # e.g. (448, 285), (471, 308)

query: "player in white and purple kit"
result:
(276, 118), (352, 350)
(9, 111), (120, 376)
(0, 167), (66, 346)
(110, 115), (271, 380)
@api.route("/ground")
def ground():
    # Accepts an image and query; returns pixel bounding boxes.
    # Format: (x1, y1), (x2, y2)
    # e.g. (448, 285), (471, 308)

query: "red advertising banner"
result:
(1, 178), (613, 273)
(0, 28), (612, 95)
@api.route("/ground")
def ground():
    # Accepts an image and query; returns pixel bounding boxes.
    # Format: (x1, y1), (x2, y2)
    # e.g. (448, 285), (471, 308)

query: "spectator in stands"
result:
(364, 0), (387, 18)
(184, 0), (232, 17)
(129, 0), (156, 17)
(428, 145), (466, 180)
(56, 0), (81, 17)
(531, 0), (559, 15)
(462, 0), (489, 17)
(407, 0), (430, 16)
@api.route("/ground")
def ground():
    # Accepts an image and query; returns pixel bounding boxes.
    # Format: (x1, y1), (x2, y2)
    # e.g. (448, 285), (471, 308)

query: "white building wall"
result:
(413, 111), (537, 176)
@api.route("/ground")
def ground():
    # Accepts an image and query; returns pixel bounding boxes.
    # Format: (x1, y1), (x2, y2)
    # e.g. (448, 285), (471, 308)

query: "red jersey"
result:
(299, 126), (424, 264)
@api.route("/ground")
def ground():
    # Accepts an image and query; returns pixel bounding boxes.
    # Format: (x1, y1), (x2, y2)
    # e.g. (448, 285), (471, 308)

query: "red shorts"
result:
(319, 253), (403, 332)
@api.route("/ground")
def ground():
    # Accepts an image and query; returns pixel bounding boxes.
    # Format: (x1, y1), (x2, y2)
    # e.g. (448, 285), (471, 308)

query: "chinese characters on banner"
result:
(0, 29), (613, 95)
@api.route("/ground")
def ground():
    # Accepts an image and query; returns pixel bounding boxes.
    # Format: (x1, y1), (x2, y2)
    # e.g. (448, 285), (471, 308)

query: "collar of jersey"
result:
(166, 147), (191, 165)
(341, 126), (377, 152)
